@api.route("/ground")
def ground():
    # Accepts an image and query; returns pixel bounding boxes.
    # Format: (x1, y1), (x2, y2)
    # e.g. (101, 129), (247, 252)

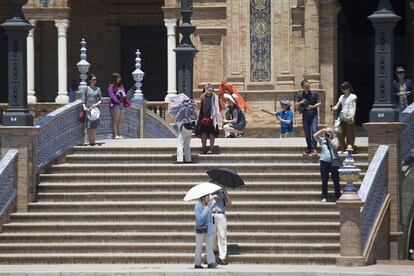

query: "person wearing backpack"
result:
(223, 94), (246, 138)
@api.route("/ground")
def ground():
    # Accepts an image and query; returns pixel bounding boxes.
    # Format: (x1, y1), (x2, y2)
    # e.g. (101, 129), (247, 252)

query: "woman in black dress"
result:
(195, 83), (220, 154)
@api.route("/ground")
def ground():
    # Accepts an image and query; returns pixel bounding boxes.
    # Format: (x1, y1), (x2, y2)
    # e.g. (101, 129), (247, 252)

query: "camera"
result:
(324, 131), (331, 139)
(116, 90), (126, 100)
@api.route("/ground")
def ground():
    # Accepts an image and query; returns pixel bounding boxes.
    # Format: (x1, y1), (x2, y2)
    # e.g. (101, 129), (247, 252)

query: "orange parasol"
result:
(218, 81), (250, 112)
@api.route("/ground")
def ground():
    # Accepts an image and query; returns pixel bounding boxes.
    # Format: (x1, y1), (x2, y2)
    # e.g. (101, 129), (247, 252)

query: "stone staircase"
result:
(0, 142), (369, 264)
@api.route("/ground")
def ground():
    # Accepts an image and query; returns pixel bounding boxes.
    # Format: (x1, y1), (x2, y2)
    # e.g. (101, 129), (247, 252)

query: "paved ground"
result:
(96, 137), (369, 148)
(0, 263), (413, 276)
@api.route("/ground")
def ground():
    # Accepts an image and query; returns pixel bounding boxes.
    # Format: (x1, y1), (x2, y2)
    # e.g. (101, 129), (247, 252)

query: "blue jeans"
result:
(302, 114), (318, 152)
(320, 160), (341, 199)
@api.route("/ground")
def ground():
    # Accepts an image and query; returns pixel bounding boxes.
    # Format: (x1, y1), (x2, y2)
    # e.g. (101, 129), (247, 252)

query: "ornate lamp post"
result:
(174, 0), (198, 99)
(367, 0), (401, 122)
(131, 49), (145, 104)
(76, 39), (90, 100)
(338, 145), (361, 193)
(1, 0), (34, 126)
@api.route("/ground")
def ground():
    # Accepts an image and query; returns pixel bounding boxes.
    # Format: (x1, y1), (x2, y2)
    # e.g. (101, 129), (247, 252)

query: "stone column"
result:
(364, 122), (406, 259)
(276, 0), (294, 88)
(336, 192), (365, 266)
(27, 19), (36, 104)
(54, 19), (69, 104)
(164, 19), (177, 101)
(304, 0), (321, 85)
(0, 128), (39, 213)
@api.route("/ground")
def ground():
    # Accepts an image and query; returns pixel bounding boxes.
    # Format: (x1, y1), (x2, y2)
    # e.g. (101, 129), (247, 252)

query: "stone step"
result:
(39, 172), (366, 183)
(11, 211), (340, 223)
(37, 182), (361, 193)
(35, 191), (337, 202)
(0, 232), (340, 244)
(27, 201), (337, 212)
(72, 145), (368, 155)
(65, 153), (369, 164)
(3, 222), (339, 233)
(0, 252), (338, 264)
(47, 163), (369, 174)
(0, 242), (340, 254)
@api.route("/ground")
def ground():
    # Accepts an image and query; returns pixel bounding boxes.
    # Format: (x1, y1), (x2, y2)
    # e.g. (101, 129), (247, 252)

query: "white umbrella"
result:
(183, 182), (221, 201)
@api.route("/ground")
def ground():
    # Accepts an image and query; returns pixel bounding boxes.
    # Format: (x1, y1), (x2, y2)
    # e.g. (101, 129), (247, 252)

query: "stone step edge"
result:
(27, 201), (336, 206)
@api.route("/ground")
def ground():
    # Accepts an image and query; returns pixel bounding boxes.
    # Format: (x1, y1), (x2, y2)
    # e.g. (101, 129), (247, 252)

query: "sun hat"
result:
(87, 107), (100, 121)
(395, 66), (405, 73)
(280, 99), (291, 106)
(224, 93), (237, 105)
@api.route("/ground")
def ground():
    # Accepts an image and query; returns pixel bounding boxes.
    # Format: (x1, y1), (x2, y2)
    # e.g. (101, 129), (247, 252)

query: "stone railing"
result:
(35, 100), (84, 172)
(25, 0), (67, 8)
(358, 145), (389, 252)
(400, 103), (414, 164)
(146, 101), (168, 120)
(0, 150), (18, 232)
(96, 98), (176, 139)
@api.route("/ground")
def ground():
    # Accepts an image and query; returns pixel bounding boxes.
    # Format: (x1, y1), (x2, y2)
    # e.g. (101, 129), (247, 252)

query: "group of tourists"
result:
(194, 184), (230, 269)
(81, 73), (131, 145)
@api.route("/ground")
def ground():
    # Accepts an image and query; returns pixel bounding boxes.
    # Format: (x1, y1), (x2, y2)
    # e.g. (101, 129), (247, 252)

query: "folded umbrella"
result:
(168, 93), (197, 124)
(207, 167), (245, 189)
(183, 182), (222, 201)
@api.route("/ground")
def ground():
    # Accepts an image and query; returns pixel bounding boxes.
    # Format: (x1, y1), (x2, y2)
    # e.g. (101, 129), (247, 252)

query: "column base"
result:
(55, 93), (69, 104)
(2, 110), (34, 126)
(27, 93), (37, 104)
(165, 91), (178, 101)
(336, 256), (365, 266)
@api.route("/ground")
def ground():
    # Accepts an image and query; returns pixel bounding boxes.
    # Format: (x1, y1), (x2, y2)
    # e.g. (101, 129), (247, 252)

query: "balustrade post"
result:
(0, 128), (39, 212)
(336, 146), (365, 266)
(76, 39), (90, 100)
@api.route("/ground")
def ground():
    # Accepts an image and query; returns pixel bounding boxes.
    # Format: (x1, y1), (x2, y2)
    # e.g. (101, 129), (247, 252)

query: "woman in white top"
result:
(331, 81), (357, 152)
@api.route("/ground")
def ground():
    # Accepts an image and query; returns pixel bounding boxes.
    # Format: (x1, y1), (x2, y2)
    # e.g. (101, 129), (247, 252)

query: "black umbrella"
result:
(207, 167), (245, 189)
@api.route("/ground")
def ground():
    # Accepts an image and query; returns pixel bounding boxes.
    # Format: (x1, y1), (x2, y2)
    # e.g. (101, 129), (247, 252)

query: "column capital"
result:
(164, 18), (177, 35)
(55, 19), (70, 37)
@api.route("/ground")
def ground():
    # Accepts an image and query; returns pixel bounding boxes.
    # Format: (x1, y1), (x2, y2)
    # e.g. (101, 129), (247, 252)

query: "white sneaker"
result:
(321, 198), (327, 203)
(119, 135), (124, 139)
(115, 135), (121, 139)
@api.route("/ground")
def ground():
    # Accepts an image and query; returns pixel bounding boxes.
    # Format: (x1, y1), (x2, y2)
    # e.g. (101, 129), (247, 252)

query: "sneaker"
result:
(321, 198), (327, 203)
(311, 149), (319, 157)
(207, 263), (217, 269)
(194, 265), (203, 269)
(303, 150), (309, 157)
(114, 135), (121, 139)
(217, 259), (228, 265)
(119, 135), (124, 139)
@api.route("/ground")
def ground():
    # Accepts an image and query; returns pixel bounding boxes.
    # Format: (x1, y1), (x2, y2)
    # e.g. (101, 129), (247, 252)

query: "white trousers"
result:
(177, 127), (192, 162)
(195, 233), (215, 266)
(223, 124), (243, 137)
(212, 213), (227, 260)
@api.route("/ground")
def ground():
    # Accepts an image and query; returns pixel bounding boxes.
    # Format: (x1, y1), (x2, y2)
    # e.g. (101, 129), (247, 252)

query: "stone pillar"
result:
(54, 19), (69, 104)
(226, 0), (244, 84)
(320, 0), (340, 126)
(367, 0), (401, 122)
(276, 0), (294, 88)
(336, 191), (365, 266)
(27, 19), (36, 104)
(164, 19), (177, 101)
(364, 122), (406, 259)
(0, 128), (39, 213)
(304, 0), (321, 85)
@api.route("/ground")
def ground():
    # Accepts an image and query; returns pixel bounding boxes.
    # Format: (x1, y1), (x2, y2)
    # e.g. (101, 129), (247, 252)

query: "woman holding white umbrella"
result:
(184, 182), (221, 269)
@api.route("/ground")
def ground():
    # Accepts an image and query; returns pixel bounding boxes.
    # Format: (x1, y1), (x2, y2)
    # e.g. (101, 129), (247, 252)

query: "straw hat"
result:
(224, 93), (237, 105)
(87, 107), (100, 121)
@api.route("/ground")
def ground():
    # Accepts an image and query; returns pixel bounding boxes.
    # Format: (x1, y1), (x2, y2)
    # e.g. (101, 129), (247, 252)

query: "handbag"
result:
(200, 116), (212, 127)
(79, 110), (86, 122)
(326, 138), (342, 168)
(79, 89), (88, 123)
(195, 224), (207, 234)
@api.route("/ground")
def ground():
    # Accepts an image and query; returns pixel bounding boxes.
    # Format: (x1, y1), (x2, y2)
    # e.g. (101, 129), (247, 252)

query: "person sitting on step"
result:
(223, 93), (246, 138)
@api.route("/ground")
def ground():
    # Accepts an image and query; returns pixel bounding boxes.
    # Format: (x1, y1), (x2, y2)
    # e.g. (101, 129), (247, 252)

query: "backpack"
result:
(236, 107), (246, 128)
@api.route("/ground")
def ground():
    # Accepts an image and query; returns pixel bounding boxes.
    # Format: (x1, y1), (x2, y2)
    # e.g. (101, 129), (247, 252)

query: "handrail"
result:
(400, 103), (414, 164)
(358, 145), (389, 252)
(35, 100), (84, 173)
(0, 150), (18, 231)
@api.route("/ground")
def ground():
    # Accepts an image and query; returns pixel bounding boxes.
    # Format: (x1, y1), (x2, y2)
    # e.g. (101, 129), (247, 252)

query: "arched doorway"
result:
(337, 0), (408, 125)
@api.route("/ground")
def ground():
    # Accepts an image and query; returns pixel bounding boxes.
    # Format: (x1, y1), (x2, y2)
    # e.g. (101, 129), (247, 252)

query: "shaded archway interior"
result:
(337, 0), (409, 125)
